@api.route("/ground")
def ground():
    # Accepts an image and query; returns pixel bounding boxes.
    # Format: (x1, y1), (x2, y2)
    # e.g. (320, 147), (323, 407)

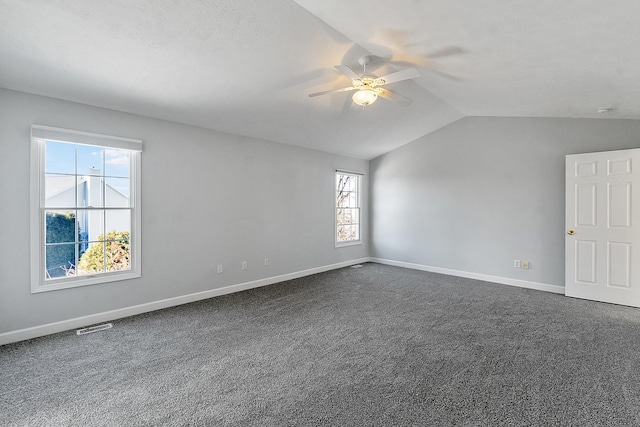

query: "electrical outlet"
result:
(217, 265), (223, 274)
(522, 261), (530, 269)
(242, 261), (247, 270)
(514, 260), (521, 268)
(264, 258), (269, 266)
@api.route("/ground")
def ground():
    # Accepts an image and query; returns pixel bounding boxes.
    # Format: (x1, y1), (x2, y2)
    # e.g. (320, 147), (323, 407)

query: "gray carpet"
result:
(2, 262), (640, 426)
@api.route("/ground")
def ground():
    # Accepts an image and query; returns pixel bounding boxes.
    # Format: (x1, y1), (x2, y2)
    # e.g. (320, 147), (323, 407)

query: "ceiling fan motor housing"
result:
(352, 89), (378, 106)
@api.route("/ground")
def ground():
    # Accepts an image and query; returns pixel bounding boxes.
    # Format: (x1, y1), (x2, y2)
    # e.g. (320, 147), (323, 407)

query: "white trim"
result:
(335, 171), (362, 246)
(30, 130), (142, 292)
(32, 271), (142, 293)
(335, 169), (364, 176)
(130, 149), (142, 277)
(0, 258), (369, 346)
(31, 125), (142, 151)
(335, 240), (363, 248)
(369, 258), (565, 294)
(29, 132), (44, 293)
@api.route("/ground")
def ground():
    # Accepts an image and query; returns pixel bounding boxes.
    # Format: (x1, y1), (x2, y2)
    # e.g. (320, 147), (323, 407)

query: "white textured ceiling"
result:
(1, 1), (639, 159)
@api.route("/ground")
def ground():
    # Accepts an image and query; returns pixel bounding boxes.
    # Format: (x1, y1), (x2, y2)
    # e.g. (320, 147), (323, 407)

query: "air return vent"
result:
(76, 323), (113, 336)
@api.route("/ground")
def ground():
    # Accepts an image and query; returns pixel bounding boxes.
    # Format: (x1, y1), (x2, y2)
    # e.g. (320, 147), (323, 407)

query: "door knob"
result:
(567, 230), (575, 235)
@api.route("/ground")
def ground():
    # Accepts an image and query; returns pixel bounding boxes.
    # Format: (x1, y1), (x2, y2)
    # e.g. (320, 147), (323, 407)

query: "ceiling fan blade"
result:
(308, 86), (357, 98)
(376, 88), (413, 106)
(373, 67), (421, 86)
(335, 65), (362, 83)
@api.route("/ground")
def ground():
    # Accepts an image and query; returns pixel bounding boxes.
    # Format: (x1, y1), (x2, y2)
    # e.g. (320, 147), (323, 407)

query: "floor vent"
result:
(351, 264), (363, 268)
(76, 323), (113, 336)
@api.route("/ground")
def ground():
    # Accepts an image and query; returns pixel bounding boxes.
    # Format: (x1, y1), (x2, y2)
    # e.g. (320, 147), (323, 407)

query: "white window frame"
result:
(335, 169), (363, 247)
(30, 125), (142, 293)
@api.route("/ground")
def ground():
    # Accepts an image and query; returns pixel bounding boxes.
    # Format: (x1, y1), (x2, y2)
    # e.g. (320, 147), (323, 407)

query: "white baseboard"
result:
(0, 258), (369, 346)
(369, 258), (565, 295)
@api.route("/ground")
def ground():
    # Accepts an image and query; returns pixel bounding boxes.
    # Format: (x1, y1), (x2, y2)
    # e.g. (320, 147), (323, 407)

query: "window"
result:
(335, 170), (362, 246)
(30, 125), (142, 293)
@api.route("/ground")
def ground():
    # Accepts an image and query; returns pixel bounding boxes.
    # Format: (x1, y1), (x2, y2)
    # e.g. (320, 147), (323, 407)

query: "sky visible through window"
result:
(46, 140), (131, 197)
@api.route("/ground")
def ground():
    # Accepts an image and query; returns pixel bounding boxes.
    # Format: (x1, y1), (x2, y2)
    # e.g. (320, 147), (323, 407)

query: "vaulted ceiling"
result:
(1, 0), (639, 159)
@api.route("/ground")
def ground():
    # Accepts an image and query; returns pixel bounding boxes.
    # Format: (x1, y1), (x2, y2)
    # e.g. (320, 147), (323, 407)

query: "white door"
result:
(565, 148), (640, 307)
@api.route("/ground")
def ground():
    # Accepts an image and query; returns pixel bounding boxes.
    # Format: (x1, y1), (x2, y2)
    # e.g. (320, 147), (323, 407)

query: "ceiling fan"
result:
(309, 55), (421, 108)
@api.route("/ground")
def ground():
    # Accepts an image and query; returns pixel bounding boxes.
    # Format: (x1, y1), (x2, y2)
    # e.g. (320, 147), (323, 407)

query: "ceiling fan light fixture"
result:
(352, 89), (378, 107)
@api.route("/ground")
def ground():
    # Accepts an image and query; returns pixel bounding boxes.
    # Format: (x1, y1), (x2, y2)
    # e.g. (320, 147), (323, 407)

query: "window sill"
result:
(31, 271), (140, 293)
(335, 240), (363, 248)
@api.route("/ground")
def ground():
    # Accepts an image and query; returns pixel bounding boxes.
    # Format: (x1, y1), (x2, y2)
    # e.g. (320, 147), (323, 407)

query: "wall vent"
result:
(76, 323), (113, 336)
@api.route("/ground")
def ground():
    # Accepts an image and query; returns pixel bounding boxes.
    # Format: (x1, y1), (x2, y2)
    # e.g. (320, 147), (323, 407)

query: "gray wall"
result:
(0, 89), (368, 334)
(369, 116), (640, 287)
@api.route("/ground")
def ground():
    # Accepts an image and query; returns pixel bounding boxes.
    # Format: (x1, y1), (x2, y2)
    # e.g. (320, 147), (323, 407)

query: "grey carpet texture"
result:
(2, 263), (640, 426)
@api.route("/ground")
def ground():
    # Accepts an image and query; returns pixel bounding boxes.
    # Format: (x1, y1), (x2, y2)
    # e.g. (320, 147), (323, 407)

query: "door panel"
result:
(565, 149), (640, 307)
(608, 182), (631, 228)
(608, 158), (631, 175)
(576, 184), (597, 226)
(576, 161), (597, 177)
(607, 242), (630, 288)
(575, 240), (596, 284)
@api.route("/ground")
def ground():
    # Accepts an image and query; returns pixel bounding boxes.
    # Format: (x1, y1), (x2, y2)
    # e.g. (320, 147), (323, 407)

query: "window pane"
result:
(81, 174), (104, 207)
(76, 176), (89, 207)
(105, 177), (130, 207)
(344, 208), (353, 224)
(78, 241), (105, 275)
(337, 225), (356, 242)
(352, 208), (360, 225)
(106, 210), (131, 237)
(77, 209), (104, 242)
(45, 141), (75, 174)
(337, 208), (358, 225)
(45, 210), (76, 244)
(104, 149), (130, 178)
(348, 225), (357, 240)
(337, 176), (346, 193)
(345, 176), (352, 191)
(45, 174), (76, 208)
(106, 240), (131, 272)
(77, 144), (103, 176)
(337, 192), (348, 208)
(348, 191), (358, 207)
(45, 244), (76, 279)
